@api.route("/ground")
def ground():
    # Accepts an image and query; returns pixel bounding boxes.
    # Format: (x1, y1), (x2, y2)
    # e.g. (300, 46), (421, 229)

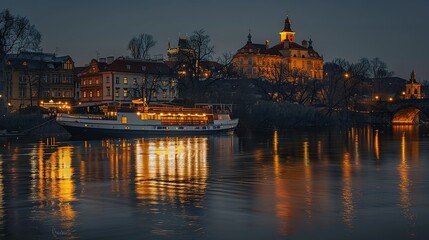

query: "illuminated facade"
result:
(232, 16), (324, 79)
(78, 57), (178, 103)
(405, 70), (422, 99)
(4, 52), (75, 110)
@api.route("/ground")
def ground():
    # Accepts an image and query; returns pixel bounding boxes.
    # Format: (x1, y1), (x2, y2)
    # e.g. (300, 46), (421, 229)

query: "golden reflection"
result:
(303, 140), (312, 220)
(273, 131), (280, 177)
(272, 134), (316, 236)
(398, 133), (415, 226)
(0, 155), (4, 229)
(374, 130), (380, 160)
(105, 139), (132, 195)
(134, 137), (208, 206)
(33, 145), (76, 233)
(342, 151), (354, 228)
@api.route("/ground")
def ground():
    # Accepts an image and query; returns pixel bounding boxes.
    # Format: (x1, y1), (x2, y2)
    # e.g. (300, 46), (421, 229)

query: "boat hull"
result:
(60, 124), (235, 138)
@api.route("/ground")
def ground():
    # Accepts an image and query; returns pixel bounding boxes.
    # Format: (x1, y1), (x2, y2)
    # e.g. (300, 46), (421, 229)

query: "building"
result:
(167, 37), (194, 62)
(77, 57), (178, 104)
(405, 70), (422, 99)
(232, 16), (324, 80)
(4, 51), (75, 110)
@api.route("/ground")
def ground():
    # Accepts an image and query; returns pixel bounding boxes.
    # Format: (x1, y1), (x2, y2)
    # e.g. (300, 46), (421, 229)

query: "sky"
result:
(2, 0), (429, 80)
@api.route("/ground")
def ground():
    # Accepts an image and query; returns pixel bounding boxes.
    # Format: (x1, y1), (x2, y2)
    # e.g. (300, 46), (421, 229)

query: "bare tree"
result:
(320, 58), (368, 120)
(176, 29), (215, 102)
(127, 33), (156, 59)
(0, 9), (41, 111)
(254, 61), (318, 105)
(217, 51), (237, 79)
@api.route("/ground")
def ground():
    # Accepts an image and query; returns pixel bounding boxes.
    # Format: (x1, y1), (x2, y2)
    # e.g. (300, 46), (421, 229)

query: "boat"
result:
(56, 101), (238, 137)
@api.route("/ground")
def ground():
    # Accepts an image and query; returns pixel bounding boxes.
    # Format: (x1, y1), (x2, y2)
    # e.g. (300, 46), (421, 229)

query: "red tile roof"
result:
(105, 59), (172, 75)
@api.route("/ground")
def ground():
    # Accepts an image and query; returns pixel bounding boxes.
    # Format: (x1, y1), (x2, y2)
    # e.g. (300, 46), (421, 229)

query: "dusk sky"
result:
(2, 0), (428, 80)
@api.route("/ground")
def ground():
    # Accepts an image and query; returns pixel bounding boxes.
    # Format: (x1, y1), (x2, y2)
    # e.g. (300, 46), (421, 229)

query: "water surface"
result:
(0, 127), (429, 239)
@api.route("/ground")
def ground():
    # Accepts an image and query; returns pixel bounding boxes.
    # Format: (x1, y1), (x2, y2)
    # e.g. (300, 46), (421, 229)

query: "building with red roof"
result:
(77, 57), (177, 104)
(232, 16), (324, 79)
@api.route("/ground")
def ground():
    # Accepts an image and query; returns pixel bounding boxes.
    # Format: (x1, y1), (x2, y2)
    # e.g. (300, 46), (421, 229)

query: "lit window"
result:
(96, 90), (100, 97)
(115, 89), (119, 97)
(89, 79), (93, 85)
(121, 116), (127, 124)
(124, 89), (128, 97)
(152, 91), (157, 98)
(162, 90), (167, 98)
(83, 91), (87, 98)
(124, 77), (128, 84)
(89, 91), (93, 97)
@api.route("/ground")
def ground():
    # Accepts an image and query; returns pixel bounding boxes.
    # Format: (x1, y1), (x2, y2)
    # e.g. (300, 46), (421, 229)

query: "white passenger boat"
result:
(56, 102), (238, 137)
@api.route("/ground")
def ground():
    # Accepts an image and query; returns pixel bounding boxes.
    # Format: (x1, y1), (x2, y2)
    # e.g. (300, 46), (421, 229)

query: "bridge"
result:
(371, 99), (429, 125)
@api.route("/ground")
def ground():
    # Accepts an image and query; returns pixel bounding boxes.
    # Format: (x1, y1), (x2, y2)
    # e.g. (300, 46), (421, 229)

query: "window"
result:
(64, 61), (73, 70)
(115, 89), (119, 97)
(162, 90), (167, 98)
(106, 87), (111, 96)
(82, 80), (86, 85)
(96, 79), (99, 84)
(116, 77), (120, 84)
(106, 76), (110, 83)
(89, 91), (93, 98)
(126, 65), (131, 70)
(162, 80), (168, 86)
(152, 90), (157, 98)
(133, 78), (137, 85)
(121, 116), (127, 124)
(171, 80), (176, 87)
(53, 74), (59, 83)
(96, 90), (100, 97)
(123, 89), (128, 97)
(83, 91), (87, 98)
(19, 86), (26, 98)
(89, 79), (93, 85)
(123, 77), (128, 84)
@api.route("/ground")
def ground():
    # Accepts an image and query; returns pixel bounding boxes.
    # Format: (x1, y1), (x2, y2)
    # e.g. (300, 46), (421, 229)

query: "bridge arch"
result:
(391, 106), (429, 125)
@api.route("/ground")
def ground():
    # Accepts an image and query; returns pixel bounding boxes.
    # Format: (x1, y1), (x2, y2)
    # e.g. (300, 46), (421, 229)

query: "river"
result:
(0, 126), (428, 239)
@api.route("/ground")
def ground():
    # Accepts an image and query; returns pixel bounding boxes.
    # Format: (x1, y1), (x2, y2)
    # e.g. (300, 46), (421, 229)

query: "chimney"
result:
(265, 40), (270, 49)
(106, 56), (114, 64)
(99, 57), (106, 63)
(302, 40), (308, 48)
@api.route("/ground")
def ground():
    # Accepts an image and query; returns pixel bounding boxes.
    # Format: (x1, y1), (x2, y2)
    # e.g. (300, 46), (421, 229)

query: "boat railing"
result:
(141, 106), (212, 114)
(63, 114), (117, 120)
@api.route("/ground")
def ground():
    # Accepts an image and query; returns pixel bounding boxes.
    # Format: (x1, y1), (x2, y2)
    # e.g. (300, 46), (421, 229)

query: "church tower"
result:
(405, 70), (422, 99)
(279, 16), (295, 42)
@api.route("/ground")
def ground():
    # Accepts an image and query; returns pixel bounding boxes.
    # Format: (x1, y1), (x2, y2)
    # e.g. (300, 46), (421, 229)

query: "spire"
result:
(283, 16), (293, 32)
(308, 37), (313, 49)
(410, 69), (417, 83)
(247, 29), (252, 44)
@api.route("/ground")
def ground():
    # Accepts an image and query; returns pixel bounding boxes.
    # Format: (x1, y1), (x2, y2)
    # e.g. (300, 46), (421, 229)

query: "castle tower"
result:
(405, 70), (422, 99)
(279, 16), (295, 42)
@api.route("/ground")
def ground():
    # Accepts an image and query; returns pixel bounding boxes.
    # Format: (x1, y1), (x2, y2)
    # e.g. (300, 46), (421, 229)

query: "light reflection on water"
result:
(0, 127), (428, 239)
